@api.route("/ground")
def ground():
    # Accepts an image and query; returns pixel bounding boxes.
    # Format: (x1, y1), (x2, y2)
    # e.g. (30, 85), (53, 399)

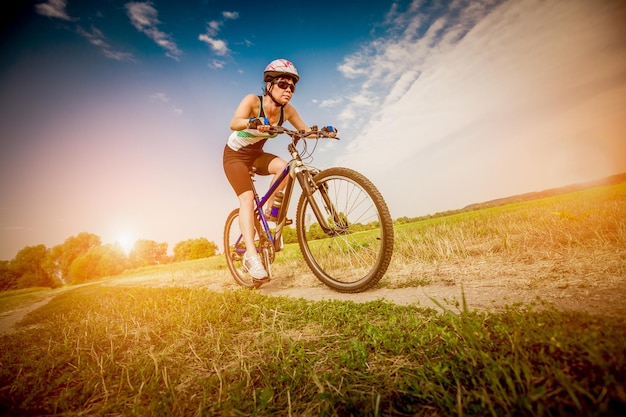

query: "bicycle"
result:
(223, 126), (394, 293)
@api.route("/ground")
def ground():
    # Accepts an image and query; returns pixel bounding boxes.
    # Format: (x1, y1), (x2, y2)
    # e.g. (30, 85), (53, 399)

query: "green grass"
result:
(1, 286), (625, 416)
(84, 181), (626, 293)
(392, 183), (626, 262)
(1, 182), (625, 415)
(384, 182), (626, 289)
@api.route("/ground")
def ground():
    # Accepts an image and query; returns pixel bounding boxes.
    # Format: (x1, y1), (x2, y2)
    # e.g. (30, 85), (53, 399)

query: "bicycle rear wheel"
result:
(296, 167), (394, 293)
(224, 209), (256, 288)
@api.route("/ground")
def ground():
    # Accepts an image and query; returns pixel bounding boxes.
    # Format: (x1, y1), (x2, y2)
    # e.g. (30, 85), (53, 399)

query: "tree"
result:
(47, 232), (101, 283)
(173, 238), (218, 262)
(0, 260), (19, 291)
(282, 226), (297, 244)
(10, 245), (55, 289)
(306, 223), (327, 241)
(69, 244), (129, 284)
(129, 239), (169, 267)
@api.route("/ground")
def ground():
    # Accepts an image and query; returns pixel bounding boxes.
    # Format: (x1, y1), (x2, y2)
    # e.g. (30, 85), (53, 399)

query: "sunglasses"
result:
(275, 79), (296, 93)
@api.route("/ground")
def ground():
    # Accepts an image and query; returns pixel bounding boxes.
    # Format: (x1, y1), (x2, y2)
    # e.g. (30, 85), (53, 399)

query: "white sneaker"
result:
(243, 252), (268, 280)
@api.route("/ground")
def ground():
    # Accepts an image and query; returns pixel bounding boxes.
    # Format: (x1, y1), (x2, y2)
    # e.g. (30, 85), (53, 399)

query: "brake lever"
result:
(264, 126), (281, 135)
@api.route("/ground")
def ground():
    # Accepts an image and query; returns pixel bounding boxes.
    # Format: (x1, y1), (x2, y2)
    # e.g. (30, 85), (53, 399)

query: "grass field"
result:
(1, 181), (625, 415)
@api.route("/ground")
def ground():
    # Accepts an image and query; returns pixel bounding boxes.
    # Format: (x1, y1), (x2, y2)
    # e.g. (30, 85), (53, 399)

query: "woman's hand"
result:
(247, 117), (269, 130)
(322, 126), (338, 138)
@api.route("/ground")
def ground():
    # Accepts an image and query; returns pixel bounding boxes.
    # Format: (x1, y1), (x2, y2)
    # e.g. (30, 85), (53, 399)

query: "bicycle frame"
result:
(232, 140), (337, 257)
(230, 160), (294, 260)
(252, 162), (294, 250)
(224, 125), (394, 292)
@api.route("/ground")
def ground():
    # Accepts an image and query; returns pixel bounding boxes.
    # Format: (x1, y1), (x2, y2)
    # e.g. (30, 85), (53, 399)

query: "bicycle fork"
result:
(295, 167), (347, 235)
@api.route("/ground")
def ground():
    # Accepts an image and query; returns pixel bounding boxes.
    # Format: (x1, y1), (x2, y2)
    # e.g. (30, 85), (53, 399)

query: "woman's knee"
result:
(269, 157), (287, 174)
(238, 190), (255, 208)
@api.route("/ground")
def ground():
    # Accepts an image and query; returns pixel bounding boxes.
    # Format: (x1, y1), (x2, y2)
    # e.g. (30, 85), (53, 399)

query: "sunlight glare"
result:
(117, 234), (135, 254)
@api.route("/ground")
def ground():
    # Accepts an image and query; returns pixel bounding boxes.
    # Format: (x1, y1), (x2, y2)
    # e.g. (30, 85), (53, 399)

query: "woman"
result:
(223, 59), (310, 283)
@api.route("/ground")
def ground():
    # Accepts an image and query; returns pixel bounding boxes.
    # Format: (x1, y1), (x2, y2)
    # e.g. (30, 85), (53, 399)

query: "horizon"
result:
(1, 0), (625, 260)
(3, 170), (624, 261)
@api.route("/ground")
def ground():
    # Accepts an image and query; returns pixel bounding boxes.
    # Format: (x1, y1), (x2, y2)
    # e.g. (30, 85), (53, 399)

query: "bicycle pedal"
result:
(267, 216), (292, 225)
(253, 277), (271, 288)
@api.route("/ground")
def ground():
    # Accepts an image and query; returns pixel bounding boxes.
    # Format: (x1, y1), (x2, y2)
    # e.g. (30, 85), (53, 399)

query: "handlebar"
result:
(263, 126), (340, 141)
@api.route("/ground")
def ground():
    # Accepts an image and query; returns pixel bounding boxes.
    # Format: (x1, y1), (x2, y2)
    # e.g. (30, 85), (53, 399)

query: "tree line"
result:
(1, 216), (447, 292)
(0, 232), (218, 291)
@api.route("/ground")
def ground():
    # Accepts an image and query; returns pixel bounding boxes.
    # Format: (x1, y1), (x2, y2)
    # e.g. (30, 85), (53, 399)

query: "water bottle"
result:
(270, 191), (284, 219)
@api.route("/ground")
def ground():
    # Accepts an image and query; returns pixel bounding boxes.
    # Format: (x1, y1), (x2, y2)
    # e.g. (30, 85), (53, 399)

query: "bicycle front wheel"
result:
(296, 167), (394, 293)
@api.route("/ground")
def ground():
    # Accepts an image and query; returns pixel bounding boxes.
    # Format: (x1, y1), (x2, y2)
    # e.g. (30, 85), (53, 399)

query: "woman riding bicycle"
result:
(223, 58), (314, 283)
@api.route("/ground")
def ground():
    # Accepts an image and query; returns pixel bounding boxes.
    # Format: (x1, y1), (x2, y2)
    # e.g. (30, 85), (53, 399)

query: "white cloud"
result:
(35, 2), (133, 61)
(125, 1), (182, 60)
(102, 49), (135, 62)
(149, 92), (170, 103)
(34, 0), (74, 21)
(198, 35), (229, 56)
(206, 20), (222, 36)
(77, 25), (107, 47)
(337, 54), (367, 79)
(222, 11), (239, 20)
(317, 98), (344, 108)
(198, 10), (239, 57)
(209, 59), (227, 69)
(126, 1), (158, 29)
(150, 92), (184, 115)
(334, 0), (626, 216)
(77, 25), (134, 62)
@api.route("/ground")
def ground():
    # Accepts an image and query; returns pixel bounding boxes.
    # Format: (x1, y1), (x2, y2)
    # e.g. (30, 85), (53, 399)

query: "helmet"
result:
(263, 59), (300, 83)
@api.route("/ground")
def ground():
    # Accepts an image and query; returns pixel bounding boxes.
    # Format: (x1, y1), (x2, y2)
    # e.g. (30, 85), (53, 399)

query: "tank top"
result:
(227, 96), (285, 151)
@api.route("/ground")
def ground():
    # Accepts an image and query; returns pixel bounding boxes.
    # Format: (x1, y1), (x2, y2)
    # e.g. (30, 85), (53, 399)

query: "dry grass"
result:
(1, 183), (626, 415)
(1, 286), (625, 416)
(386, 183), (626, 294)
(94, 182), (626, 317)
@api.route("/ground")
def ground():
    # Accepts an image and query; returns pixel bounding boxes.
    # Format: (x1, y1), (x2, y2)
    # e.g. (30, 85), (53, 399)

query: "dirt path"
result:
(258, 279), (626, 317)
(0, 288), (72, 335)
(103, 259), (626, 318)
(2, 254), (625, 335)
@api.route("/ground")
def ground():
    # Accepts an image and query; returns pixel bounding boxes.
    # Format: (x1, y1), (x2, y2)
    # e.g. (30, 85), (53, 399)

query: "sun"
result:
(117, 234), (135, 255)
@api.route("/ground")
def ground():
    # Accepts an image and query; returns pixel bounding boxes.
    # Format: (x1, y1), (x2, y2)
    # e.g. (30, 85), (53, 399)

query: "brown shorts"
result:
(223, 143), (278, 196)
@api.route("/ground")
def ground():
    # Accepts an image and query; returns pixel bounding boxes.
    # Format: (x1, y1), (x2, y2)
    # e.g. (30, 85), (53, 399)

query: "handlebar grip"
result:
(246, 117), (269, 129)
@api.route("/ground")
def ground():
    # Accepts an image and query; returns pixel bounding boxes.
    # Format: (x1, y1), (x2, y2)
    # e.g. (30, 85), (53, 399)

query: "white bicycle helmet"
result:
(263, 59), (300, 83)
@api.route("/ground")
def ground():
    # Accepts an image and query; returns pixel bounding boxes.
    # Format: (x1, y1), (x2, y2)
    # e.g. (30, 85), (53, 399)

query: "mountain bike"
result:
(223, 126), (394, 293)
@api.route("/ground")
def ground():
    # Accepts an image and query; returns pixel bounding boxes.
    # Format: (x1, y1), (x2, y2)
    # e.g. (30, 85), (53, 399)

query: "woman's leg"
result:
(223, 146), (268, 279)
(266, 156), (288, 208)
(237, 190), (258, 258)
(237, 190), (268, 279)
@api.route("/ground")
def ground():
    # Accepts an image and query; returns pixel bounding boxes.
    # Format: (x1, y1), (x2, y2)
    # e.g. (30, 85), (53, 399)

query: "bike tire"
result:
(295, 167), (394, 293)
(223, 208), (257, 288)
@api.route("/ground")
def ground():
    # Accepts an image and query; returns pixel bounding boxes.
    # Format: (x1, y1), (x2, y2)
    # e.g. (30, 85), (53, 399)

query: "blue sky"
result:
(1, 0), (625, 260)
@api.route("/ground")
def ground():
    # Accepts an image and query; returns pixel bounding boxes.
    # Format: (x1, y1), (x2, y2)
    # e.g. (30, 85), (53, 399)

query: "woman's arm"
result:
(285, 104), (337, 137)
(229, 94), (258, 131)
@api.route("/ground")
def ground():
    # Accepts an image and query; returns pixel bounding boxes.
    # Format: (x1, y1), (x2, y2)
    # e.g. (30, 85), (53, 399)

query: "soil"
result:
(102, 247), (626, 318)
(2, 251), (625, 335)
(90, 249), (626, 318)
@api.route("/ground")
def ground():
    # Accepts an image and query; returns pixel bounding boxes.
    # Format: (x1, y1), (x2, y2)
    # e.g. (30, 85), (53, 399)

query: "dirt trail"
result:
(2, 259), (625, 335)
(0, 288), (70, 335)
(258, 277), (626, 317)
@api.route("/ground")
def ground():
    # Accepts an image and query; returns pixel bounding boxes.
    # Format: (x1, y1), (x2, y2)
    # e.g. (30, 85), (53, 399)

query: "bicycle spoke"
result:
(223, 126), (393, 293)
(296, 167), (393, 292)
